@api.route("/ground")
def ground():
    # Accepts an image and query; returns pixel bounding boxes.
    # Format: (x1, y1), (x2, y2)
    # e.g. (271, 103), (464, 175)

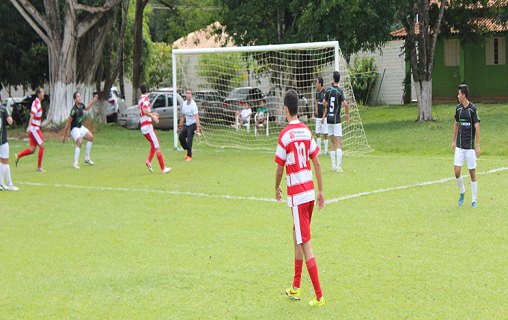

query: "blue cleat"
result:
(472, 201), (477, 208)
(458, 193), (465, 206)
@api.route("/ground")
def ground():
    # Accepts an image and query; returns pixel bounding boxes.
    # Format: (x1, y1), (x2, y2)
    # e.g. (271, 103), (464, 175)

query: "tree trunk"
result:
(132, 0), (148, 103)
(415, 80), (433, 122)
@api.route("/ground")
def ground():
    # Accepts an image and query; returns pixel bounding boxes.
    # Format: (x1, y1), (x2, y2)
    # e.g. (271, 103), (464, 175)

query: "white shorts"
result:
(315, 118), (328, 135)
(454, 147), (477, 169)
(71, 126), (90, 142)
(327, 123), (343, 137)
(0, 143), (9, 159)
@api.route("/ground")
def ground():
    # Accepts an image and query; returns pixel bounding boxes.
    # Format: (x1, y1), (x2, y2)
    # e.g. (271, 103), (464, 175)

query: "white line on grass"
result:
(17, 167), (508, 204)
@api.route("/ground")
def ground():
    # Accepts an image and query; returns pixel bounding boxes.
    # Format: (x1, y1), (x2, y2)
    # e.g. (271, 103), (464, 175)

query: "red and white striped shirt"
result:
(274, 120), (319, 207)
(30, 98), (42, 129)
(138, 94), (152, 131)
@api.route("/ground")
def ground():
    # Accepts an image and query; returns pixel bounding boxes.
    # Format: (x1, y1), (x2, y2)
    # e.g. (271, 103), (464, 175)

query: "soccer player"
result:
(452, 84), (480, 208)
(15, 88), (46, 172)
(315, 76), (328, 155)
(139, 84), (171, 174)
(0, 94), (19, 191)
(323, 71), (349, 172)
(61, 91), (98, 169)
(275, 89), (325, 307)
(178, 89), (201, 161)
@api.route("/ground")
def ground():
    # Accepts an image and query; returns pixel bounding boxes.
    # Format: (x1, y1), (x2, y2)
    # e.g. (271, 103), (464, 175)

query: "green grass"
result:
(1, 104), (507, 319)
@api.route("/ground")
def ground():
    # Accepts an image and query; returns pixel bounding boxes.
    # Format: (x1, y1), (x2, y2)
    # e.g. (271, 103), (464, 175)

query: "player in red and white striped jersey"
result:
(138, 84), (171, 174)
(15, 88), (46, 172)
(275, 90), (325, 307)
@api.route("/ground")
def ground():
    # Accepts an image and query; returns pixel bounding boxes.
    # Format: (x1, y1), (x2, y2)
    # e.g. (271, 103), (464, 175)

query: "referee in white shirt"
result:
(178, 89), (201, 161)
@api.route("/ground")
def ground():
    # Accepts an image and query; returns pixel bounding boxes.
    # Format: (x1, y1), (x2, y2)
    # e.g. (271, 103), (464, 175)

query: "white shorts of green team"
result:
(327, 123), (342, 137)
(315, 118), (329, 135)
(454, 147), (477, 170)
(71, 126), (90, 142)
(0, 142), (9, 159)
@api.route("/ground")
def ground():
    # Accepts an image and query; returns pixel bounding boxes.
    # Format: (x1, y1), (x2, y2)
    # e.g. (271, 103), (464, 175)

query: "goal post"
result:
(171, 41), (370, 154)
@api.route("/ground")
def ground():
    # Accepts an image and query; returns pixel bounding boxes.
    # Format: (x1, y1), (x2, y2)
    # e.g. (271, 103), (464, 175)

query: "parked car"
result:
(193, 89), (223, 122)
(266, 86), (310, 122)
(118, 89), (183, 130)
(223, 87), (265, 121)
(106, 86), (125, 123)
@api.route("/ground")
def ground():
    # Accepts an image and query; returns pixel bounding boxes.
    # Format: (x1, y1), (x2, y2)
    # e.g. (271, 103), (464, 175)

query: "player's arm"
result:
(26, 112), (35, 133)
(85, 94), (98, 111)
(275, 164), (284, 201)
(322, 99), (328, 124)
(314, 99), (318, 117)
(6, 110), (13, 126)
(452, 120), (458, 153)
(61, 115), (72, 143)
(311, 155), (325, 210)
(344, 99), (350, 123)
(143, 106), (159, 124)
(195, 111), (201, 133)
(474, 122), (480, 158)
(178, 112), (184, 129)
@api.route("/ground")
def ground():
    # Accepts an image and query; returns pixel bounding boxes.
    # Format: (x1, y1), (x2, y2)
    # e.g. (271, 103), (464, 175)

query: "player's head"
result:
(186, 88), (193, 101)
(73, 91), (82, 104)
(458, 84), (469, 102)
(284, 89), (299, 117)
(333, 71), (340, 84)
(36, 88), (45, 101)
(260, 98), (266, 106)
(140, 84), (148, 94)
(316, 76), (324, 89)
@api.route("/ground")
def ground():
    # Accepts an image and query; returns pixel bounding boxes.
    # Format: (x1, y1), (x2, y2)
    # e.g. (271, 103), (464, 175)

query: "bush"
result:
(348, 56), (378, 105)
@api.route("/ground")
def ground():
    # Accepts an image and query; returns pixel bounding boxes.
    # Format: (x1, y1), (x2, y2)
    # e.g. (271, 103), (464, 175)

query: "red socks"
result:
(37, 148), (44, 169)
(156, 151), (165, 170)
(293, 259), (303, 289)
(17, 148), (33, 159)
(306, 257), (323, 300)
(147, 148), (155, 163)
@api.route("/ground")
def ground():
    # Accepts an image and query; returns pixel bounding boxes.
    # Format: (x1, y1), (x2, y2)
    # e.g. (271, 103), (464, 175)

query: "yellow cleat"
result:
(309, 297), (325, 307)
(285, 287), (302, 301)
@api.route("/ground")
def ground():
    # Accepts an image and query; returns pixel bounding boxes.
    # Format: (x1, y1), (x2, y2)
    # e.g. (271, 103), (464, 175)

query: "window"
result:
(444, 39), (460, 66)
(486, 37), (506, 65)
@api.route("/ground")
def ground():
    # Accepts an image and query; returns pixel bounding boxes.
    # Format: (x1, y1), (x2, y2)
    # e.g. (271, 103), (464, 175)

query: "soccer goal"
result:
(171, 41), (371, 154)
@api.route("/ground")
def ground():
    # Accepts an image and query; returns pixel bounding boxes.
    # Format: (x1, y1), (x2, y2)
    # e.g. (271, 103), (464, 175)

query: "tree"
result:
(132, 0), (149, 103)
(8, 0), (122, 127)
(146, 42), (172, 88)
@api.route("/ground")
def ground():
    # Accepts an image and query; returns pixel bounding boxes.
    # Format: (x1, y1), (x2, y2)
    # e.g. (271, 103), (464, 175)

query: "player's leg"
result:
(143, 132), (155, 173)
(82, 127), (94, 165)
(0, 144), (18, 191)
(185, 124), (196, 159)
(323, 119), (329, 155)
(327, 124), (337, 171)
(315, 119), (322, 154)
(16, 131), (37, 165)
(336, 124), (343, 172)
(150, 130), (170, 173)
(74, 134), (83, 169)
(179, 125), (188, 154)
(454, 147), (466, 206)
(32, 129), (45, 171)
(466, 149), (478, 207)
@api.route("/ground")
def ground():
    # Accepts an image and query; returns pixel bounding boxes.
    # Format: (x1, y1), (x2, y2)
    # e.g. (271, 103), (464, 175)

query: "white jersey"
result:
(240, 108), (252, 121)
(182, 99), (198, 126)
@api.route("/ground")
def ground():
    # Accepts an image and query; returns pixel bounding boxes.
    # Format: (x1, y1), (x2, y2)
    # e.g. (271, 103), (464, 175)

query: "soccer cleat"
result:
(472, 201), (477, 208)
(285, 287), (302, 301)
(331, 165), (337, 172)
(336, 167), (343, 173)
(84, 157), (94, 165)
(146, 162), (153, 173)
(15, 154), (19, 167)
(73, 162), (80, 169)
(162, 167), (172, 174)
(185, 155), (192, 162)
(458, 193), (465, 206)
(309, 297), (325, 307)
(3, 184), (19, 191)
(37, 168), (46, 173)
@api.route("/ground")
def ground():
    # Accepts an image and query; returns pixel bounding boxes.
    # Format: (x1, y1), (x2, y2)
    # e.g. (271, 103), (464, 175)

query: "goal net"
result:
(171, 41), (370, 154)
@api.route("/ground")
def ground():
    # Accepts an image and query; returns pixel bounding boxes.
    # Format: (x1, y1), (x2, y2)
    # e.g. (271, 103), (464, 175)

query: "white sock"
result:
(85, 141), (92, 158)
(330, 151), (336, 168)
(0, 163), (4, 186)
(74, 147), (81, 164)
(456, 176), (466, 194)
(324, 139), (329, 153)
(317, 138), (322, 152)
(471, 181), (478, 201)
(336, 148), (343, 168)
(4, 164), (12, 186)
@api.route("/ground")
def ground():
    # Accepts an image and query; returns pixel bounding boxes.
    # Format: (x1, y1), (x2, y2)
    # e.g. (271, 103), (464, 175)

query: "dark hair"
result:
(333, 71), (340, 83)
(458, 84), (469, 98)
(284, 89), (299, 116)
(72, 91), (79, 100)
(36, 88), (44, 96)
(140, 84), (148, 94)
(186, 88), (193, 94)
(317, 76), (324, 86)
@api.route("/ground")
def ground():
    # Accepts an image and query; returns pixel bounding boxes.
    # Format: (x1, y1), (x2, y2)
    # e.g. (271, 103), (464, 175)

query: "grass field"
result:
(1, 104), (507, 319)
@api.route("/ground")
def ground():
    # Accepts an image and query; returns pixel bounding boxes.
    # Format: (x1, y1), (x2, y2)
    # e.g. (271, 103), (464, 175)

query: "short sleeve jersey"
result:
(274, 120), (320, 207)
(70, 103), (86, 129)
(30, 98), (43, 129)
(315, 88), (326, 118)
(182, 99), (198, 126)
(0, 105), (11, 145)
(454, 103), (480, 149)
(324, 85), (345, 124)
